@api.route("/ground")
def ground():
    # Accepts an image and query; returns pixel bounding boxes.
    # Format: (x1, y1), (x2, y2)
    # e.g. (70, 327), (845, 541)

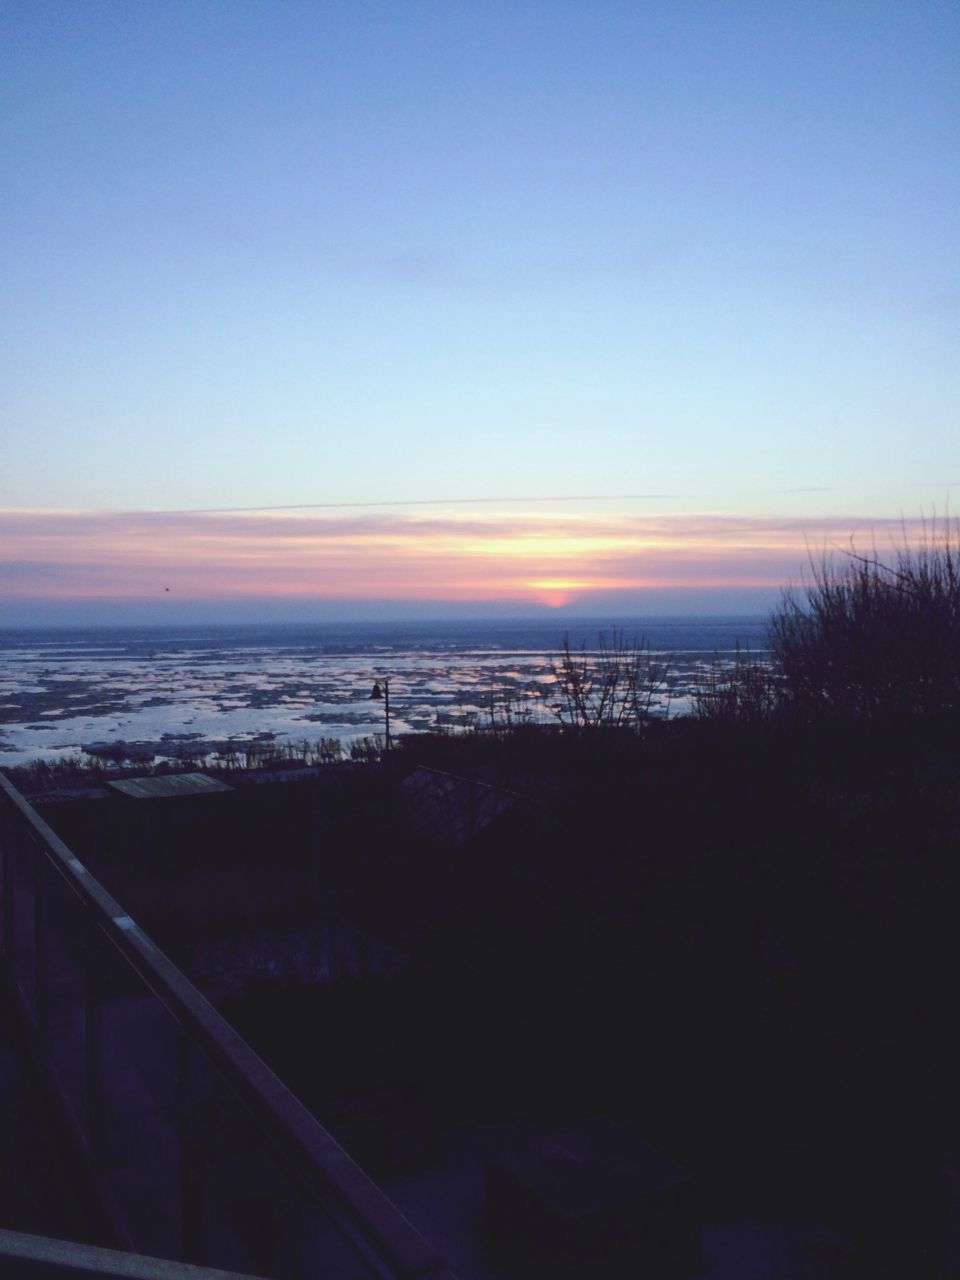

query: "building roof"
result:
(107, 771), (234, 801)
(399, 765), (519, 846)
(488, 1116), (692, 1219)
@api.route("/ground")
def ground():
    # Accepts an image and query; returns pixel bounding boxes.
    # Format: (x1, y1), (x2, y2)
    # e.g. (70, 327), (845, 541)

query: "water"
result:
(0, 617), (767, 765)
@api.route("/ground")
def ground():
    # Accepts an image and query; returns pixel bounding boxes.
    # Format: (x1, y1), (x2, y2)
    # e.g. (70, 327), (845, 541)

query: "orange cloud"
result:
(0, 508), (935, 605)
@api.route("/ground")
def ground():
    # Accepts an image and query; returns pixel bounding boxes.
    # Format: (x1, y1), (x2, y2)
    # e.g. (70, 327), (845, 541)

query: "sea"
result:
(0, 617), (768, 766)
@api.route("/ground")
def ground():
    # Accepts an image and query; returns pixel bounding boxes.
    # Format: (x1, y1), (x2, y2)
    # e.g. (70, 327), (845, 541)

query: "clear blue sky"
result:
(1, 1), (957, 619)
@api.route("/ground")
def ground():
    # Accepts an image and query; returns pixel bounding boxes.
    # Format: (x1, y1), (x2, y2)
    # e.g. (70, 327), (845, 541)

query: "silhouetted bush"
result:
(550, 630), (666, 729)
(349, 733), (385, 763)
(697, 520), (960, 730)
(771, 520), (960, 723)
(693, 643), (778, 726)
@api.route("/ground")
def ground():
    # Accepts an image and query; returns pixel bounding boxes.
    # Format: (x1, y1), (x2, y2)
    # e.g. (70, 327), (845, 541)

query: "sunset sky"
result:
(2, 2), (957, 623)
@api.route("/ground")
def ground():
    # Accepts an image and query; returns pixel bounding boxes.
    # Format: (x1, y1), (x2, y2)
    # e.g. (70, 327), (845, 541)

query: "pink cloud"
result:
(0, 508), (938, 604)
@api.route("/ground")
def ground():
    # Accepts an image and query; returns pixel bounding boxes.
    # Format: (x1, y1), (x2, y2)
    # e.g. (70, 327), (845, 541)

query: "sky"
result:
(2, 1), (957, 623)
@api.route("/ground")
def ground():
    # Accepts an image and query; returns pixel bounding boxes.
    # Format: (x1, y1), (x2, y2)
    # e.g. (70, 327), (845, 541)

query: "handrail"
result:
(0, 770), (455, 1280)
(0, 1227), (265, 1280)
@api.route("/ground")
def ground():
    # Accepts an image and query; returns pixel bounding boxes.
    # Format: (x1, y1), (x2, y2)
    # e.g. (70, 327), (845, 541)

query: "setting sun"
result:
(529, 578), (591, 608)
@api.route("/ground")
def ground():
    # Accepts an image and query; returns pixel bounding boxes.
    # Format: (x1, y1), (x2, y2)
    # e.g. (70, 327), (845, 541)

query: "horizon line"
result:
(0, 608), (775, 631)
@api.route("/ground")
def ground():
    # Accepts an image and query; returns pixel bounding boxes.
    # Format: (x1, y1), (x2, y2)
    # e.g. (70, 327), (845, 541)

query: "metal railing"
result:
(0, 771), (454, 1280)
(0, 1227), (265, 1280)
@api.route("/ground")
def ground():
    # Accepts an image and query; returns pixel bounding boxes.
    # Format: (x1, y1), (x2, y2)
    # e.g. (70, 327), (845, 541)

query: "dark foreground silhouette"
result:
(12, 529), (960, 1274)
